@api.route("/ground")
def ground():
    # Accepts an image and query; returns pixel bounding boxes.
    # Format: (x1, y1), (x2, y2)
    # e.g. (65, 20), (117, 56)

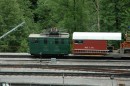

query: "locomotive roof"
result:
(73, 32), (121, 40)
(29, 33), (69, 38)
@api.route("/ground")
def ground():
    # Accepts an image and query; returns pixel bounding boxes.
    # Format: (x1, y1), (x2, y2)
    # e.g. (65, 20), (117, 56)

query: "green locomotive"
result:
(28, 28), (70, 56)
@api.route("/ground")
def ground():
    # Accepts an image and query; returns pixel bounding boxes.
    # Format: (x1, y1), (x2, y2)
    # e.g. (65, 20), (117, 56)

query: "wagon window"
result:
(44, 39), (48, 44)
(55, 39), (59, 44)
(74, 40), (83, 44)
(61, 39), (64, 44)
(31, 39), (38, 43)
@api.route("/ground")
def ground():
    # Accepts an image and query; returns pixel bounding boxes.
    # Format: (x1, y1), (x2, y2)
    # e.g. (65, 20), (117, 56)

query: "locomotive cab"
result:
(28, 28), (70, 57)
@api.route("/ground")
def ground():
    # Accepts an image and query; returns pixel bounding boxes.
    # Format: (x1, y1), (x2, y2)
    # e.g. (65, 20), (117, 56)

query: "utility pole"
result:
(114, 0), (119, 31)
(92, 0), (100, 31)
(73, 0), (76, 31)
(62, 73), (64, 86)
(110, 75), (114, 86)
(96, 0), (100, 31)
(0, 22), (25, 40)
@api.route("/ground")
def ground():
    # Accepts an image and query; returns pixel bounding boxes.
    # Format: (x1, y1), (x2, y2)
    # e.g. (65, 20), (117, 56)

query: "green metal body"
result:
(28, 35), (70, 55)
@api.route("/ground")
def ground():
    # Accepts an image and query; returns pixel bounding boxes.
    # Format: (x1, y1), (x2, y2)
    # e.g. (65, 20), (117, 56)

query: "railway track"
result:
(1, 56), (130, 66)
(0, 64), (130, 77)
(0, 59), (130, 67)
(0, 53), (130, 58)
(1, 54), (130, 62)
(0, 64), (130, 69)
(1, 58), (130, 62)
(0, 71), (130, 77)
(0, 53), (32, 58)
(0, 53), (130, 78)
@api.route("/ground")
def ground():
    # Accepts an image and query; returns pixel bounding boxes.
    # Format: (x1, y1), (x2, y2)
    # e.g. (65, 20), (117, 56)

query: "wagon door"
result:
(43, 38), (60, 54)
(29, 38), (42, 55)
(51, 38), (60, 54)
(42, 38), (49, 54)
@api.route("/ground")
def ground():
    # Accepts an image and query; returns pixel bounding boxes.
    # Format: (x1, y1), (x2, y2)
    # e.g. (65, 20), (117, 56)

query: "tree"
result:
(35, 0), (55, 31)
(17, 0), (39, 52)
(100, 0), (130, 48)
(100, 0), (130, 32)
(0, 0), (24, 52)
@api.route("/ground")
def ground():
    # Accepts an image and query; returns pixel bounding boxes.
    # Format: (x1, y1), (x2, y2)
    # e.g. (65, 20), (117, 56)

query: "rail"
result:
(0, 71), (130, 77)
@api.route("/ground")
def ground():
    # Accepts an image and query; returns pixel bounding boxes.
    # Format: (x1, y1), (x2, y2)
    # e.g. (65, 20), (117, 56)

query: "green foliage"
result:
(0, 0), (24, 52)
(0, 0), (130, 52)
(99, 0), (130, 48)
(100, 0), (130, 33)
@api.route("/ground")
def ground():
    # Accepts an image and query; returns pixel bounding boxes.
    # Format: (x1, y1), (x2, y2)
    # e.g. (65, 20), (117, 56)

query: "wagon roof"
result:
(73, 32), (121, 40)
(29, 33), (69, 38)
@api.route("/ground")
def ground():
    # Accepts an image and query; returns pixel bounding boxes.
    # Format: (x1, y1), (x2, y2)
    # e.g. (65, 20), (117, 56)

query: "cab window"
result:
(31, 38), (38, 43)
(55, 39), (59, 44)
(74, 40), (83, 44)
